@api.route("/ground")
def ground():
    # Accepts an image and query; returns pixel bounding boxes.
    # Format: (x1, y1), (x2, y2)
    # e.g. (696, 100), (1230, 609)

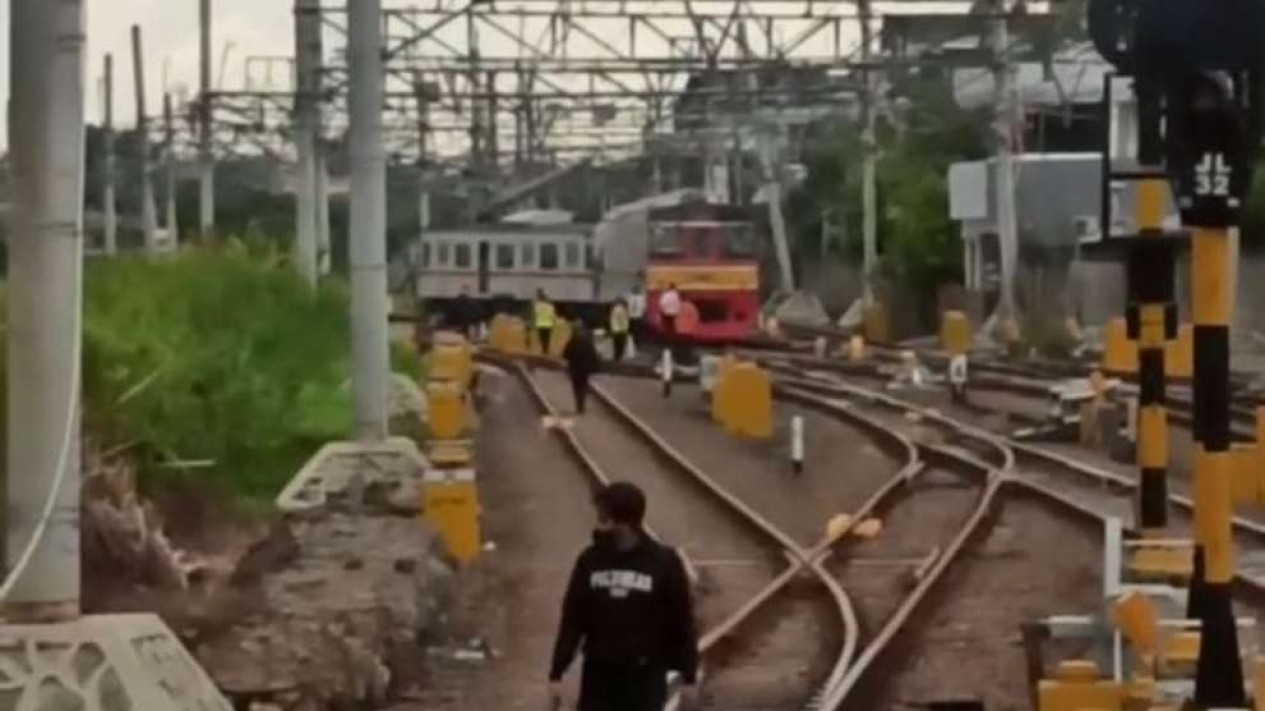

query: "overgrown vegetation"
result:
(0, 242), (422, 502)
(788, 77), (990, 322)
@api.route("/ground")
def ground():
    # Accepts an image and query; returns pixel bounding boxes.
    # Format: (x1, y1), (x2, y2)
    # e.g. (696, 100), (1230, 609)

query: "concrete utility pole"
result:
(163, 92), (178, 242)
(198, 0), (216, 238)
(991, 0), (1021, 335)
(132, 24), (158, 251)
(859, 0), (878, 306)
(6, 0), (85, 619)
(317, 154), (331, 274)
(294, 0), (321, 288)
(348, 0), (390, 441)
(103, 53), (118, 255)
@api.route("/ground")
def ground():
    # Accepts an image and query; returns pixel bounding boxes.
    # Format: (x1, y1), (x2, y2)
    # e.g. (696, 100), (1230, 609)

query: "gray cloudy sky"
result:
(0, 0), (290, 149)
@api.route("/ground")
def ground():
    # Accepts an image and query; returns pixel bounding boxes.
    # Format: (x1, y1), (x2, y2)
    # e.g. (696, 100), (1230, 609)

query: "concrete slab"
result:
(0, 613), (232, 710)
(274, 438), (429, 513)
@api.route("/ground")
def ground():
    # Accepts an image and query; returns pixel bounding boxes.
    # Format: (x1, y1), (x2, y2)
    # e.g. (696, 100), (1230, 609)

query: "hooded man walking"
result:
(548, 482), (699, 711)
(562, 320), (601, 414)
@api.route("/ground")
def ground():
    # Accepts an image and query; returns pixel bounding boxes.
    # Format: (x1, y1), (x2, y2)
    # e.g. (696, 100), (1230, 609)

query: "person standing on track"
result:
(609, 298), (631, 362)
(562, 320), (600, 415)
(534, 288), (557, 356)
(658, 283), (681, 339)
(548, 482), (699, 711)
(627, 283), (647, 345)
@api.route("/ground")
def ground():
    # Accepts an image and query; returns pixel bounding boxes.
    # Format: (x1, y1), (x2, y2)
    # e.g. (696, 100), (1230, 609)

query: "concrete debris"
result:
(772, 290), (830, 327)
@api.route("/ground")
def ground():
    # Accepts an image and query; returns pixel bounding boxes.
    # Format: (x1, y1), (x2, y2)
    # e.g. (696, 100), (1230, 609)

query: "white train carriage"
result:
(408, 224), (600, 321)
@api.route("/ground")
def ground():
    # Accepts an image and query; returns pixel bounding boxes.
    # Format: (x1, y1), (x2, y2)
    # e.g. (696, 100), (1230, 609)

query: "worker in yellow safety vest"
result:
(610, 298), (631, 362)
(533, 289), (557, 355)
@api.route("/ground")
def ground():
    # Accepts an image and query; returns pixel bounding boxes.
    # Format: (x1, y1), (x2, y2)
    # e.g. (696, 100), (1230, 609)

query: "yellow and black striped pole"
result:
(1190, 223), (1244, 706)
(1173, 71), (1247, 708)
(1127, 110), (1176, 537)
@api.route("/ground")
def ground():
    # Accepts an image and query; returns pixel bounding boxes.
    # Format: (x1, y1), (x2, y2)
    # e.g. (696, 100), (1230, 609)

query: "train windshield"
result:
(722, 223), (756, 257)
(649, 223), (685, 258)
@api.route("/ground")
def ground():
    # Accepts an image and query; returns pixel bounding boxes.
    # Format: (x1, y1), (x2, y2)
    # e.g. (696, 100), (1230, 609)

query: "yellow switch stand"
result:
(422, 467), (481, 564)
(940, 310), (971, 356)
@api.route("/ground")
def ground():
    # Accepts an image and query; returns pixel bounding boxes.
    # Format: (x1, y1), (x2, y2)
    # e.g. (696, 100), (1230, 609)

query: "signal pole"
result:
(164, 92), (178, 242)
(1126, 80), (1175, 540)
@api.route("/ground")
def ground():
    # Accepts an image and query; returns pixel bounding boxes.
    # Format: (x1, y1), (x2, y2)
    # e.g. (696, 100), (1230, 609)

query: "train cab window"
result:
(455, 243), (472, 269)
(649, 223), (683, 259)
(521, 242), (536, 267)
(540, 243), (560, 270)
(564, 242), (580, 268)
(437, 241), (451, 266)
(496, 243), (515, 269)
(723, 224), (757, 257)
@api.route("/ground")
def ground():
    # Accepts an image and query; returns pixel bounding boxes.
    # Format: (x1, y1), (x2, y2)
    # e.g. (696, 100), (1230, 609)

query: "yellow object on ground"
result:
(429, 333), (474, 389)
(427, 381), (469, 440)
(940, 310), (971, 356)
(422, 467), (481, 564)
(489, 314), (527, 355)
(863, 303), (889, 343)
(712, 362), (772, 439)
(1036, 660), (1126, 711)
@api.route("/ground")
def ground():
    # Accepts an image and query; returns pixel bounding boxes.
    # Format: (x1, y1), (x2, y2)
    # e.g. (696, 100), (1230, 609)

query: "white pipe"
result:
(102, 53), (117, 255)
(348, 0), (389, 440)
(4, 0), (86, 619)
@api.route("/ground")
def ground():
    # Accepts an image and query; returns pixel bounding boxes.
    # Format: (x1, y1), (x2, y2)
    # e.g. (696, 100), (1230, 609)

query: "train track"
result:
(486, 351), (1265, 706)
(774, 368), (1265, 599)
(502, 358), (855, 710)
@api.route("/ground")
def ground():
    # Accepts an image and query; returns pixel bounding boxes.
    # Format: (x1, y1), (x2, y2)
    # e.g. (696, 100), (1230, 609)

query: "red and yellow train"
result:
(643, 203), (760, 343)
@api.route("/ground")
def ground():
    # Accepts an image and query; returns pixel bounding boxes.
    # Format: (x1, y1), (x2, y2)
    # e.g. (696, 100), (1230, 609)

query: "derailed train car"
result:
(408, 221), (602, 323)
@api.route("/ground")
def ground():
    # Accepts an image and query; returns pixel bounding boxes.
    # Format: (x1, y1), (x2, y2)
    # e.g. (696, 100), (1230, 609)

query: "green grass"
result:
(2, 240), (420, 501)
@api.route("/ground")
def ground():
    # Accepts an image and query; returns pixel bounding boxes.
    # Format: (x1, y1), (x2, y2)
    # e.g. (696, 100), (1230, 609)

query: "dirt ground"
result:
(857, 494), (1103, 711)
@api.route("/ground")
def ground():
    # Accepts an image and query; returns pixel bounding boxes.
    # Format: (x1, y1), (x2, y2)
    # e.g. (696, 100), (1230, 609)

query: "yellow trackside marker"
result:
(848, 335), (866, 362)
(422, 467), (481, 564)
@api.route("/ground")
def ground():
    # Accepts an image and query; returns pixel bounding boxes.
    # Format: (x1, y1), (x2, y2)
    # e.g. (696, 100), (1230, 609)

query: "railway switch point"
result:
(422, 467), (482, 564)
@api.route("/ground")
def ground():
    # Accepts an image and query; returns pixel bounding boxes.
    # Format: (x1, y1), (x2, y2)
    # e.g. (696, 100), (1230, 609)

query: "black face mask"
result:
(592, 528), (617, 550)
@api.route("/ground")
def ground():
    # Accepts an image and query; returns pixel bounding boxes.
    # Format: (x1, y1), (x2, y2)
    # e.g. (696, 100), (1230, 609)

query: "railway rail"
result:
(498, 357), (854, 710)
(481, 350), (1265, 707)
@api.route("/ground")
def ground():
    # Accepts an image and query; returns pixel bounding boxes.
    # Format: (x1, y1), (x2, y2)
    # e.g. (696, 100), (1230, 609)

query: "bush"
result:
(2, 241), (418, 502)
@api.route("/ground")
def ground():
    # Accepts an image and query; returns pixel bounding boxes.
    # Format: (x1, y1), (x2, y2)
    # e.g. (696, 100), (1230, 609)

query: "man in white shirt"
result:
(658, 283), (681, 339)
(626, 284), (647, 344)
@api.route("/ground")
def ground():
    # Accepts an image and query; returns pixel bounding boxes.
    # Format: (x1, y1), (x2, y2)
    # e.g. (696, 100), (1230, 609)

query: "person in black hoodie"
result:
(562, 320), (601, 415)
(549, 482), (699, 711)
